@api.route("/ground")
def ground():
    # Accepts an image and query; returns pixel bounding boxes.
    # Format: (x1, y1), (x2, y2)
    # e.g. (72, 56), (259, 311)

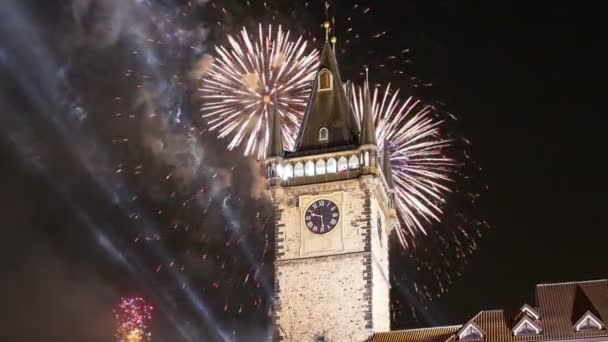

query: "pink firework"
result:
(114, 296), (154, 342)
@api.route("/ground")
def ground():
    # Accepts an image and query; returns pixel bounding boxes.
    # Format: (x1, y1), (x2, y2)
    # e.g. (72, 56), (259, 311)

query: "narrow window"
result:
(294, 162), (304, 177)
(315, 160), (326, 175)
(348, 155), (359, 169)
(283, 164), (293, 180)
(326, 158), (337, 173)
(305, 161), (315, 176)
(337, 157), (348, 172)
(319, 127), (328, 141)
(318, 69), (333, 91)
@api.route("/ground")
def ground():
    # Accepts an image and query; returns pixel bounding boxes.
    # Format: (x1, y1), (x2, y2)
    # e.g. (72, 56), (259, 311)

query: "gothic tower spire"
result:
(267, 90), (284, 158)
(290, 38), (360, 157)
(360, 67), (377, 146)
(382, 141), (394, 189)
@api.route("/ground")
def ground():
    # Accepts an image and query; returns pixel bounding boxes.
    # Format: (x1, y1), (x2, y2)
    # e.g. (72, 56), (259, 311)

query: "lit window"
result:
(282, 164), (293, 180)
(513, 317), (541, 336)
(326, 158), (337, 173)
(458, 323), (483, 340)
(319, 127), (328, 141)
(305, 161), (315, 176)
(318, 69), (333, 91)
(276, 164), (283, 178)
(348, 155), (359, 169)
(575, 312), (605, 331)
(337, 157), (348, 172)
(315, 160), (326, 175)
(294, 162), (304, 177)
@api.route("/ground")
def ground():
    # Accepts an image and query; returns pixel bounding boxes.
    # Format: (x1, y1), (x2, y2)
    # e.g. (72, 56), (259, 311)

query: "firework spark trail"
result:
(351, 84), (457, 247)
(200, 24), (319, 158)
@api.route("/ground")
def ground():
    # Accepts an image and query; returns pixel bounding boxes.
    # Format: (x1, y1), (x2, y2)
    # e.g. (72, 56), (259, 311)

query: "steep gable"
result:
(290, 41), (359, 156)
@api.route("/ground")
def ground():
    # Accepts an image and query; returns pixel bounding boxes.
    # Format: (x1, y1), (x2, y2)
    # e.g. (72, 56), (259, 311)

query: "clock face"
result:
(304, 199), (340, 234)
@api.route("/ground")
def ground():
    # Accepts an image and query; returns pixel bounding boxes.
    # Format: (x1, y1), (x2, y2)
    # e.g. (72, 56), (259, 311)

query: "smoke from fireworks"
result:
(199, 24), (319, 159)
(351, 84), (456, 247)
(115, 297), (154, 342)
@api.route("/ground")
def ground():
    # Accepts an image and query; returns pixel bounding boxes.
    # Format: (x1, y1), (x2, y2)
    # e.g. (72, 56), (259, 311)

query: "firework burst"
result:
(114, 297), (154, 342)
(351, 84), (457, 247)
(199, 24), (319, 159)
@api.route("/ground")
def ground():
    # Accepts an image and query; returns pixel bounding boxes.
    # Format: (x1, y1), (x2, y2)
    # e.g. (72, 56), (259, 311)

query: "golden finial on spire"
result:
(323, 1), (330, 41)
(331, 16), (337, 51)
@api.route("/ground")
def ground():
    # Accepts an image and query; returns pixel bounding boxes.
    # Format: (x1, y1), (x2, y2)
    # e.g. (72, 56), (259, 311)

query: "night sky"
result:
(0, 1), (605, 341)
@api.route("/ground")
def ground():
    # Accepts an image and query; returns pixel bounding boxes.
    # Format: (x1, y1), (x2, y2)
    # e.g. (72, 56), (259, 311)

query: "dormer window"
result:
(575, 311), (605, 331)
(458, 322), (484, 340)
(513, 316), (542, 336)
(318, 69), (333, 91)
(319, 127), (328, 141)
(518, 304), (540, 321)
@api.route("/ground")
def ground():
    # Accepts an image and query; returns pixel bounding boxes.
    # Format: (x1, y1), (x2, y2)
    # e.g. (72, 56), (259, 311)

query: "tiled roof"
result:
(376, 279), (608, 342)
(535, 279), (608, 340)
(371, 326), (461, 342)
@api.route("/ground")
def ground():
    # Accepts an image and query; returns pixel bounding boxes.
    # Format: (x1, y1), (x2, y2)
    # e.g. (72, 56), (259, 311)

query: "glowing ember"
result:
(114, 297), (154, 342)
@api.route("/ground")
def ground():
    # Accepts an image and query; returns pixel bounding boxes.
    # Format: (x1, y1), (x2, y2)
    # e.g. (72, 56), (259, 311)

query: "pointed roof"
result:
(575, 310), (605, 331)
(383, 142), (394, 188)
(514, 304), (540, 322)
(360, 70), (376, 146)
(513, 315), (542, 335)
(457, 321), (484, 340)
(290, 41), (360, 156)
(572, 284), (603, 324)
(266, 93), (284, 158)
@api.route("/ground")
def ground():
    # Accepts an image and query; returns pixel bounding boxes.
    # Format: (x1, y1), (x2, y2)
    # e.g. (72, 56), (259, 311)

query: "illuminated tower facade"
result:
(265, 35), (397, 341)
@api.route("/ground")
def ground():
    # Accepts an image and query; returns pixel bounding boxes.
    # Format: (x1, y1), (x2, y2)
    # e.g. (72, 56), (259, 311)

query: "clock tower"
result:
(265, 35), (397, 341)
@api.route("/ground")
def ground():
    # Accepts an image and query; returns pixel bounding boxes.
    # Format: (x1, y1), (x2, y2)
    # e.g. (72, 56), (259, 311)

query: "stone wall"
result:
(272, 175), (392, 341)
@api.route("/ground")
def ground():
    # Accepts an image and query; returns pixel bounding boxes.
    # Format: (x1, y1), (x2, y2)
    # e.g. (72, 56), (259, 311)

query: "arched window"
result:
(348, 155), (359, 169)
(315, 160), (326, 175)
(276, 163), (283, 178)
(337, 157), (348, 172)
(305, 161), (315, 176)
(326, 158), (337, 173)
(294, 162), (304, 177)
(283, 163), (293, 180)
(319, 127), (328, 141)
(364, 151), (370, 166)
(318, 69), (333, 91)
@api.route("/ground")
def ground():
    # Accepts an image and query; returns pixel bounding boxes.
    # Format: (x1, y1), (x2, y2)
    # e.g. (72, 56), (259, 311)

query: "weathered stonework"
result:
(271, 174), (395, 341)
